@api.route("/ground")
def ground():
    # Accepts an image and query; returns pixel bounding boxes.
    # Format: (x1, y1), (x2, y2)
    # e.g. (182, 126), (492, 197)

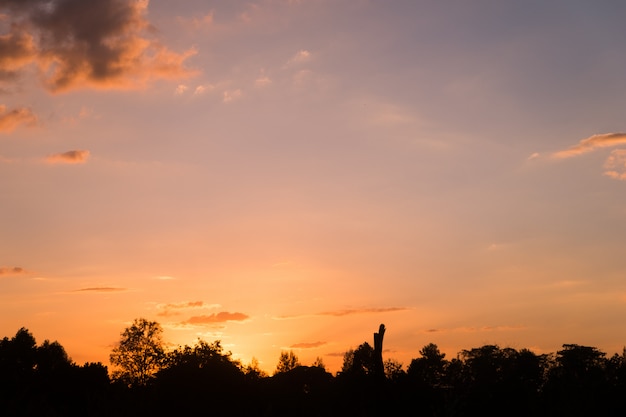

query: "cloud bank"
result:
(0, 0), (196, 92)
(552, 133), (626, 159)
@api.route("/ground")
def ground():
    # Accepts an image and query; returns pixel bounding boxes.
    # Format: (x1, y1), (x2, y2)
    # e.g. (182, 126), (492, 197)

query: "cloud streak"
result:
(551, 133), (626, 159)
(46, 150), (90, 164)
(277, 307), (409, 320)
(290, 341), (326, 349)
(156, 300), (220, 317)
(72, 287), (127, 293)
(0, 0), (196, 92)
(183, 312), (250, 325)
(0, 266), (26, 276)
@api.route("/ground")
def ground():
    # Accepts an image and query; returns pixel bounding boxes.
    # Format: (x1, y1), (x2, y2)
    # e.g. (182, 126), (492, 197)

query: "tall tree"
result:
(275, 350), (300, 374)
(109, 318), (165, 386)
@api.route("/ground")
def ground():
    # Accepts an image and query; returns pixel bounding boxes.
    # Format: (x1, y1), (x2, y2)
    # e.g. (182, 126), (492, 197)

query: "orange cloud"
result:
(0, 105), (37, 132)
(290, 341), (326, 349)
(551, 133), (626, 159)
(0, 266), (26, 276)
(46, 150), (90, 164)
(156, 300), (219, 317)
(0, 30), (36, 75)
(184, 312), (249, 325)
(0, 0), (196, 93)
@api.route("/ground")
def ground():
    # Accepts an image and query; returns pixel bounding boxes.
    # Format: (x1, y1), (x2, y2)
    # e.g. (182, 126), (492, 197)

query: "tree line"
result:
(2, 318), (626, 416)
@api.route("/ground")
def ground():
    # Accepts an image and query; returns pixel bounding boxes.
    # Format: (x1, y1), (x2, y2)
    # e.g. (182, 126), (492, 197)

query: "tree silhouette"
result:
(274, 350), (300, 374)
(109, 318), (165, 386)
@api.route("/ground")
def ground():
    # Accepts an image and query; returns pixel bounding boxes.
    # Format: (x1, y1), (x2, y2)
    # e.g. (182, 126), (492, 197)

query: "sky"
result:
(2, 0), (626, 374)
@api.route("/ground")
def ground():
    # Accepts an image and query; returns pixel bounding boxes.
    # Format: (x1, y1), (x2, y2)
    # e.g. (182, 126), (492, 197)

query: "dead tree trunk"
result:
(373, 323), (385, 378)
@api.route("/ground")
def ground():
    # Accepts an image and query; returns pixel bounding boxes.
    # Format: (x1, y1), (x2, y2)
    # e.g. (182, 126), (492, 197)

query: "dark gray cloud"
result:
(0, 0), (196, 92)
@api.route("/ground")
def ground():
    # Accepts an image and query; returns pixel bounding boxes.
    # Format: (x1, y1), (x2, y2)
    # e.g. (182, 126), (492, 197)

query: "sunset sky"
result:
(2, 0), (626, 374)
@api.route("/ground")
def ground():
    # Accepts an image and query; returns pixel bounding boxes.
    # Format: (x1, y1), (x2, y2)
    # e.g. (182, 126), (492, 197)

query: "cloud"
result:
(156, 300), (220, 317)
(184, 312), (249, 325)
(255, 75), (271, 88)
(277, 307), (409, 319)
(154, 275), (176, 280)
(0, 105), (37, 132)
(551, 133), (626, 159)
(603, 149), (626, 181)
(177, 12), (214, 30)
(174, 84), (188, 95)
(46, 149), (90, 164)
(222, 89), (242, 103)
(290, 341), (326, 349)
(73, 287), (127, 293)
(287, 49), (312, 66)
(317, 307), (408, 317)
(0, 0), (197, 93)
(421, 325), (525, 334)
(0, 266), (27, 276)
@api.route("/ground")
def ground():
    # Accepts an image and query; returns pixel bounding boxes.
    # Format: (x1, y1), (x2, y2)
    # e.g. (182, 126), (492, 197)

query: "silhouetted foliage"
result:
(0, 328), (110, 417)
(275, 349), (301, 374)
(109, 318), (165, 387)
(6, 322), (626, 416)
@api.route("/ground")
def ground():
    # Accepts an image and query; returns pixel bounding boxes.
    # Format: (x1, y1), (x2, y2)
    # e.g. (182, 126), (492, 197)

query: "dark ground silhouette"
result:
(2, 323), (626, 416)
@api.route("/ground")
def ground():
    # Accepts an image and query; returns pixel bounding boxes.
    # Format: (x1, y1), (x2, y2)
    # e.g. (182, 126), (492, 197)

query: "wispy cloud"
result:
(551, 133), (626, 159)
(0, 266), (27, 277)
(290, 341), (326, 349)
(603, 149), (626, 181)
(422, 325), (526, 334)
(46, 150), (90, 164)
(176, 12), (214, 30)
(223, 89), (242, 103)
(72, 287), (127, 293)
(156, 300), (220, 317)
(154, 275), (176, 280)
(286, 49), (312, 66)
(255, 71), (272, 88)
(0, 105), (37, 132)
(0, 0), (196, 93)
(183, 312), (250, 325)
(277, 307), (409, 320)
